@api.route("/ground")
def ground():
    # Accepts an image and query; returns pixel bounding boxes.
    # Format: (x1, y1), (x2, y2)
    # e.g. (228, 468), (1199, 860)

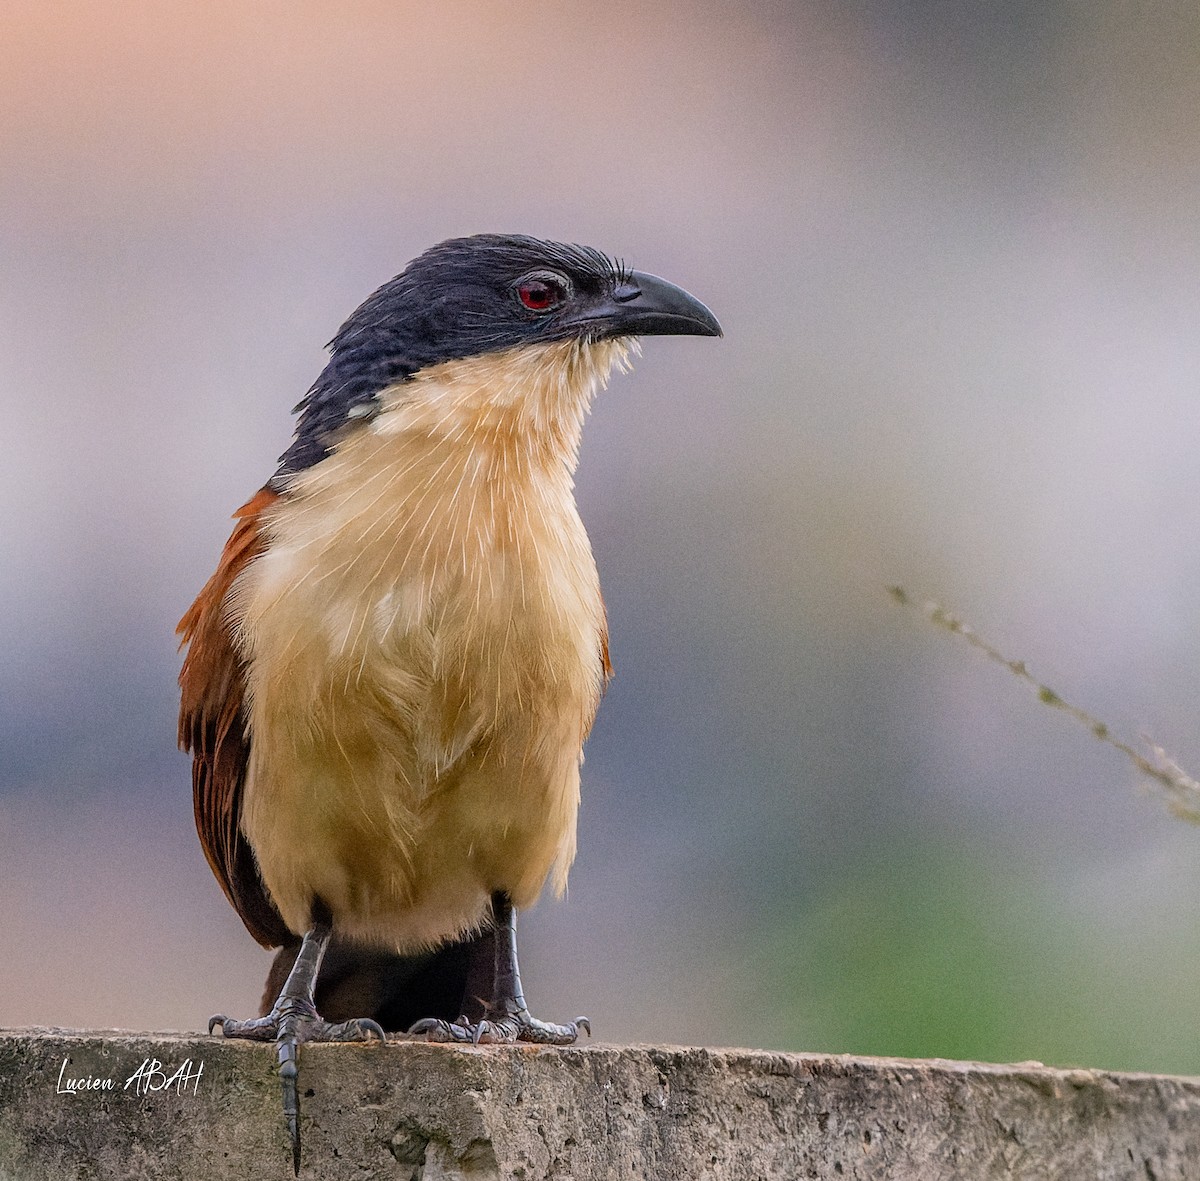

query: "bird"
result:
(177, 233), (721, 1171)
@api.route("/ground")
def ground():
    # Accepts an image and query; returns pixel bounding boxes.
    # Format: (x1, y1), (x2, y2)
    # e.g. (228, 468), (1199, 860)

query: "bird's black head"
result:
(275, 234), (721, 481)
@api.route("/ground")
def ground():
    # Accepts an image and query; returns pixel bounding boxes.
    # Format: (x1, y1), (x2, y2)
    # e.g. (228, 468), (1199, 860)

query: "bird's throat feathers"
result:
(328, 336), (632, 485)
(247, 336), (633, 609)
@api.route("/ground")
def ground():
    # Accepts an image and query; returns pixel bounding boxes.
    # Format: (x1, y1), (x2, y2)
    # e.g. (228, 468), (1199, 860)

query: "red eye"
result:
(517, 278), (566, 312)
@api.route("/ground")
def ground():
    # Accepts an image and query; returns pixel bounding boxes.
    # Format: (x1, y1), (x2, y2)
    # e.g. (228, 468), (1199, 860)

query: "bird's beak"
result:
(568, 271), (722, 340)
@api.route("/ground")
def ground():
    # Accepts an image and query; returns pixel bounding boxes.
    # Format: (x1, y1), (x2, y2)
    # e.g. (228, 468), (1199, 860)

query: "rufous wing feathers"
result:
(178, 487), (291, 948)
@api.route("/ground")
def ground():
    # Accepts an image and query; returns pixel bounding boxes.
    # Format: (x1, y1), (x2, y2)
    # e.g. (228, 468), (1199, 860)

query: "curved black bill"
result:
(568, 271), (722, 340)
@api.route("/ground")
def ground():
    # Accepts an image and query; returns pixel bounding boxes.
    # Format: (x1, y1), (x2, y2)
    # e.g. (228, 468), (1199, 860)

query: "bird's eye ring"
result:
(515, 274), (569, 313)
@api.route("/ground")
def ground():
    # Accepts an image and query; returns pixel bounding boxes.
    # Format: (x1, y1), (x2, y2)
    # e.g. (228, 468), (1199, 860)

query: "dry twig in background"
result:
(887, 585), (1200, 824)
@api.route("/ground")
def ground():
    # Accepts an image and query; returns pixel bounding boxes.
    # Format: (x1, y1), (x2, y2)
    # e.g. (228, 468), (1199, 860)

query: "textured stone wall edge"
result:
(1, 1029), (1198, 1180)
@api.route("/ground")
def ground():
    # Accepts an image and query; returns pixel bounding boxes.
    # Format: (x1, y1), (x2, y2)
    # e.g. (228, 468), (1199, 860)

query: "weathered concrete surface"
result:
(1, 1030), (1198, 1181)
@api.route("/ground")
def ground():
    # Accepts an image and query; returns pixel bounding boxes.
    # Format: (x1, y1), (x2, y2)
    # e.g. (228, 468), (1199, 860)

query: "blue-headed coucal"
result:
(177, 234), (720, 1168)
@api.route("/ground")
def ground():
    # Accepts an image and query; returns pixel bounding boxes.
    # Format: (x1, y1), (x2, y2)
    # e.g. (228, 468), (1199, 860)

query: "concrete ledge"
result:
(1, 1030), (1198, 1180)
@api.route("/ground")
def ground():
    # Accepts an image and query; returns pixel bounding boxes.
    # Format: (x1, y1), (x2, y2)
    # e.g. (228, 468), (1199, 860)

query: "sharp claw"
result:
(208, 1015), (228, 1036)
(472, 1020), (488, 1046)
(576, 1016), (591, 1038)
(361, 1018), (387, 1042)
(406, 1017), (443, 1037)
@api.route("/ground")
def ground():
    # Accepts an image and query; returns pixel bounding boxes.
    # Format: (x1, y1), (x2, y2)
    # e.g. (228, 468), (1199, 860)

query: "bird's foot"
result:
(408, 1006), (589, 1046)
(210, 999), (384, 1174)
(208, 997), (385, 1045)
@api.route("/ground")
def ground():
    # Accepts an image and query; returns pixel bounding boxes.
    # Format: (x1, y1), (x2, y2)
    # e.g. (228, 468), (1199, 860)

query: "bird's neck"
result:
(259, 337), (635, 591)
(374, 338), (633, 478)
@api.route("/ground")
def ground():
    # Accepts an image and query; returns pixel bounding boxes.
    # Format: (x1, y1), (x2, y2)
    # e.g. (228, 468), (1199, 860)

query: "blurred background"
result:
(3, 1), (1200, 1074)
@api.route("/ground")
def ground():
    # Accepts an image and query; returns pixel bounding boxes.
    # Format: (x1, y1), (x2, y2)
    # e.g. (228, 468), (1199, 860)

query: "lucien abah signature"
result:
(55, 1056), (204, 1097)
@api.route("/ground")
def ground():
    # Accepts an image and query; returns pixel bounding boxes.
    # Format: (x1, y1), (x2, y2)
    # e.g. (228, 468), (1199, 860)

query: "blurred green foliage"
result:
(750, 834), (1200, 1076)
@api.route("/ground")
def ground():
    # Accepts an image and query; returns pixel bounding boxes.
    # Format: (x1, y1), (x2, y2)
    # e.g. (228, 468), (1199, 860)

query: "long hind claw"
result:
(210, 998), (385, 1174)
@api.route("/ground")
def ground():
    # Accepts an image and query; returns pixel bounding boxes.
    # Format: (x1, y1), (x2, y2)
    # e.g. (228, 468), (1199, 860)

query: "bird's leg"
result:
(209, 914), (385, 1174)
(408, 892), (589, 1045)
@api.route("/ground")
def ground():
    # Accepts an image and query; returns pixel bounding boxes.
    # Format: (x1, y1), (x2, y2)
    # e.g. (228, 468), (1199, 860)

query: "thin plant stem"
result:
(887, 585), (1200, 824)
